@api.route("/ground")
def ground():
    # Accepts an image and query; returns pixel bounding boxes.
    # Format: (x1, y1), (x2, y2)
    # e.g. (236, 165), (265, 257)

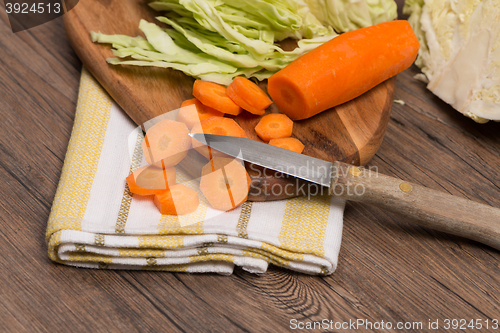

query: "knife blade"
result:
(190, 133), (333, 188)
(190, 133), (500, 252)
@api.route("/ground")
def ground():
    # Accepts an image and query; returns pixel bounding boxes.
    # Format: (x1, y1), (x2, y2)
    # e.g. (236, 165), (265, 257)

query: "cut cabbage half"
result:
(404, 0), (500, 123)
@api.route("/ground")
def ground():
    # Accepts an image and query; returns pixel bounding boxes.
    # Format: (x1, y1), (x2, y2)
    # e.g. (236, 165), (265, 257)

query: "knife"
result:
(191, 133), (500, 251)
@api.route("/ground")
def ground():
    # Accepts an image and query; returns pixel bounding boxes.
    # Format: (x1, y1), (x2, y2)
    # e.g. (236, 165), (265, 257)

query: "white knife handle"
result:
(330, 161), (500, 250)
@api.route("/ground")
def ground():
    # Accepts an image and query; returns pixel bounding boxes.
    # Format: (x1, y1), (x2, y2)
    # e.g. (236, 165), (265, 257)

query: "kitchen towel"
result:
(46, 67), (345, 275)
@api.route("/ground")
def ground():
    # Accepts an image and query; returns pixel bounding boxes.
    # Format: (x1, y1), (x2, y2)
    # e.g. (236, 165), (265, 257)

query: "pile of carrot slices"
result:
(126, 76), (304, 216)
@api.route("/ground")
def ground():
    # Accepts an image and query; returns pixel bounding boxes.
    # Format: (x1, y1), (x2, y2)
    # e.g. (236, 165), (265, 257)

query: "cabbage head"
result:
(404, 0), (500, 123)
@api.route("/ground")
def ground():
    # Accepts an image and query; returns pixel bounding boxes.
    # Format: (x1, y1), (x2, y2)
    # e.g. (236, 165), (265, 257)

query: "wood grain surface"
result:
(62, 0), (395, 202)
(1, 1), (500, 332)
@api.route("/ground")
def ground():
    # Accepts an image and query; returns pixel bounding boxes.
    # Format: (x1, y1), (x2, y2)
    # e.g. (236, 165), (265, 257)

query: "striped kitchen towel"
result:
(46, 67), (345, 275)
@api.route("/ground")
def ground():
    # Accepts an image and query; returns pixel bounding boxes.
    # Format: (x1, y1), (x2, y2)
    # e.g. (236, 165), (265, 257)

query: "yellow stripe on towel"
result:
(46, 68), (113, 239)
(279, 195), (331, 256)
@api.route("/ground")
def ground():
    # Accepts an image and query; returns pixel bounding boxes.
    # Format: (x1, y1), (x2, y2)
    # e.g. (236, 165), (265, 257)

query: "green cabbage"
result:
(302, 0), (397, 33)
(404, 0), (500, 123)
(92, 0), (397, 85)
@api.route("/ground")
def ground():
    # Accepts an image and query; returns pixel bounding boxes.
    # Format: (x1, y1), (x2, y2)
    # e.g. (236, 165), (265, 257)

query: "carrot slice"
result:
(192, 80), (242, 116)
(191, 116), (247, 159)
(268, 20), (419, 120)
(127, 163), (176, 196)
(142, 119), (191, 166)
(268, 137), (305, 154)
(153, 184), (199, 215)
(254, 113), (293, 142)
(200, 157), (250, 211)
(226, 77), (272, 115)
(176, 98), (224, 129)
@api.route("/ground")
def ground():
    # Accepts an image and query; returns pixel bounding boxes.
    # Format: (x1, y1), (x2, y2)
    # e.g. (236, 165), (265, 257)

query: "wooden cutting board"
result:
(63, 0), (396, 201)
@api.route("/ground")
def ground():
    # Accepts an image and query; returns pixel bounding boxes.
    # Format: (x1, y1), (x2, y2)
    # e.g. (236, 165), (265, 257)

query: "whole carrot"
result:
(267, 20), (419, 120)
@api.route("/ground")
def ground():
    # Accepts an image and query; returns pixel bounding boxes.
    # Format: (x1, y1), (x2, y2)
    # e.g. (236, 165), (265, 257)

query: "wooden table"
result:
(1, 2), (499, 332)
